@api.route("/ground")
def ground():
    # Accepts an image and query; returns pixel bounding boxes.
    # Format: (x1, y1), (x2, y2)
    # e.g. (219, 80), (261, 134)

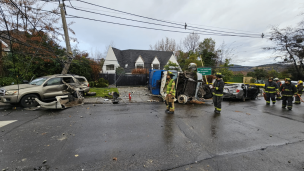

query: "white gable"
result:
(135, 56), (144, 64)
(152, 57), (160, 64)
(102, 46), (120, 73)
(165, 54), (182, 71)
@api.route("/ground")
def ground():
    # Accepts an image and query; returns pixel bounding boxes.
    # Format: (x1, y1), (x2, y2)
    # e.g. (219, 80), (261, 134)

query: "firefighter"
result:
(165, 71), (176, 114)
(280, 78), (297, 110)
(274, 78), (282, 100)
(213, 73), (224, 114)
(264, 77), (279, 105)
(294, 80), (303, 104)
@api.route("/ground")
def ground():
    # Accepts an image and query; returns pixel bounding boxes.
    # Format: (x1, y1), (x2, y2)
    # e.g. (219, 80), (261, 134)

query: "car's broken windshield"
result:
(29, 77), (47, 86)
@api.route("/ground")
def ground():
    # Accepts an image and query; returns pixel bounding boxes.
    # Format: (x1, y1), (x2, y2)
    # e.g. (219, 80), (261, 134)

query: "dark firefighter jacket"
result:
(213, 79), (225, 96)
(297, 84), (303, 94)
(264, 81), (279, 94)
(279, 83), (297, 97)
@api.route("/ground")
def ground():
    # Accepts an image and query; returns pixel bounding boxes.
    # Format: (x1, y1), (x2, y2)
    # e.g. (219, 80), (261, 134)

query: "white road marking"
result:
(0, 120), (17, 128)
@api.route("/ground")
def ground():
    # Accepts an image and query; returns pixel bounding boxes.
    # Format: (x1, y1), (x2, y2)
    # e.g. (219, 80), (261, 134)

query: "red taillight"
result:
(236, 89), (240, 93)
(88, 83), (90, 87)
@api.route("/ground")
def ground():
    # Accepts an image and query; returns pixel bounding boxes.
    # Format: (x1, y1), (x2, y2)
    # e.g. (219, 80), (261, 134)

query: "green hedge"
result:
(0, 77), (22, 87)
(89, 78), (109, 88)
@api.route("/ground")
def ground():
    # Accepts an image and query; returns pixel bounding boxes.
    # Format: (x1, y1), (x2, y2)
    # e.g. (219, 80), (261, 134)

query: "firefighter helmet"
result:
(273, 78), (279, 81)
(285, 78), (291, 81)
(215, 72), (223, 78)
(188, 63), (197, 70)
(268, 77), (273, 80)
(299, 80), (303, 84)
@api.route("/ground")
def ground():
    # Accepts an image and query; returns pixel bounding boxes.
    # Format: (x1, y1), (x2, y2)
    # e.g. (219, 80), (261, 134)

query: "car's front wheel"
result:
(20, 94), (39, 108)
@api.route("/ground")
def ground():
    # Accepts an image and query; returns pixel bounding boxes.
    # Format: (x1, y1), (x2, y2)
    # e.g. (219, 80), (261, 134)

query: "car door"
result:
(42, 77), (65, 99)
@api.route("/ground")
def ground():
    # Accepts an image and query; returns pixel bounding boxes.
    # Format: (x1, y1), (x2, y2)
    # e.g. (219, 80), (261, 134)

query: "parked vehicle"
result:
(0, 74), (90, 108)
(223, 83), (260, 101)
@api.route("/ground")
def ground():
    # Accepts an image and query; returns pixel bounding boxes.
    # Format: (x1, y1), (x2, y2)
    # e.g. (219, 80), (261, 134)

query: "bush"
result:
(131, 68), (148, 74)
(0, 77), (20, 87)
(89, 78), (109, 88)
(250, 78), (256, 83)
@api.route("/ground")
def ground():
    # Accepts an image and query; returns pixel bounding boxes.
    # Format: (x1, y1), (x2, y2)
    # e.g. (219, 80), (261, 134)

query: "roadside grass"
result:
(87, 87), (119, 98)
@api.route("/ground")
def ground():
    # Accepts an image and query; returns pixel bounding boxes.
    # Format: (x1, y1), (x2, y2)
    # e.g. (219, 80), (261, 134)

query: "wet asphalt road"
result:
(1, 98), (304, 171)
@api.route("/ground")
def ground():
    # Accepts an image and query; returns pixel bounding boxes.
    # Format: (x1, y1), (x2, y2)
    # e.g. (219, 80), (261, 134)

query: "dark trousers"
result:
(213, 96), (222, 112)
(282, 96), (293, 109)
(266, 93), (276, 104)
(295, 94), (302, 104)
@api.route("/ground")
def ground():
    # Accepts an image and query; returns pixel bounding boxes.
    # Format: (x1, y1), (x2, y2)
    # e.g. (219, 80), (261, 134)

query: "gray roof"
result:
(112, 48), (174, 73)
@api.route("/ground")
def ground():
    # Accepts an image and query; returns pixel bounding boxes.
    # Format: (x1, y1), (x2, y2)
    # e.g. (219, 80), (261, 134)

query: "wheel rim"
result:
(24, 96), (37, 106)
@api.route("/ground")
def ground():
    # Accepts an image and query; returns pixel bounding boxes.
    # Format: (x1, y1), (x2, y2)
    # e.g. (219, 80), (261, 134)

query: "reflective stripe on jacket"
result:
(213, 79), (224, 96)
(166, 79), (176, 96)
(280, 83), (297, 96)
(264, 81), (279, 93)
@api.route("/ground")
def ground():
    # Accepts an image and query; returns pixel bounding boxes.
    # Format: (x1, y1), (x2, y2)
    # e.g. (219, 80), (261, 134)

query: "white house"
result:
(102, 46), (181, 74)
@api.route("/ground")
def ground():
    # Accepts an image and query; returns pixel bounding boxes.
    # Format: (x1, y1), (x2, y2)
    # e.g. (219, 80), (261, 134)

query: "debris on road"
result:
(42, 160), (47, 164)
(113, 157), (117, 161)
(189, 100), (205, 104)
(75, 154), (79, 157)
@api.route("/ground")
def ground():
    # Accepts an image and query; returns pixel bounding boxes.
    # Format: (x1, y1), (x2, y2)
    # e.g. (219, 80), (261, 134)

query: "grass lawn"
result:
(87, 87), (119, 98)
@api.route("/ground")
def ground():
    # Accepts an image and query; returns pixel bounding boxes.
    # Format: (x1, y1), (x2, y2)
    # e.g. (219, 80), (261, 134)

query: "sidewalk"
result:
(84, 86), (161, 104)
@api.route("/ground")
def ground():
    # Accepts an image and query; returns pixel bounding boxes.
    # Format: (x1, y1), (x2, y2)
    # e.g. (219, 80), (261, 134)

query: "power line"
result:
(65, 5), (262, 38)
(66, 14), (263, 38)
(76, 0), (263, 36)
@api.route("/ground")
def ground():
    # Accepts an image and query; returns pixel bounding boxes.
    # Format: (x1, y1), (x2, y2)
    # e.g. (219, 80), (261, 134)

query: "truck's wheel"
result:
(20, 94), (39, 108)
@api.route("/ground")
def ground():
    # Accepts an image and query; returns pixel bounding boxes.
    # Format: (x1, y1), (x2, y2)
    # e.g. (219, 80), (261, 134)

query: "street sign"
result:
(197, 67), (212, 75)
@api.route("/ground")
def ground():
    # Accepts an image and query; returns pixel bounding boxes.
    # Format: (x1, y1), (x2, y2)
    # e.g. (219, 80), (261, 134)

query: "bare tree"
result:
(149, 37), (180, 51)
(264, 26), (304, 79)
(183, 32), (200, 52)
(216, 41), (237, 65)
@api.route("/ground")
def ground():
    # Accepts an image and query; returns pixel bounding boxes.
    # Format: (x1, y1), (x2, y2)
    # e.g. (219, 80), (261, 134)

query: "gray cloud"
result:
(46, 0), (303, 65)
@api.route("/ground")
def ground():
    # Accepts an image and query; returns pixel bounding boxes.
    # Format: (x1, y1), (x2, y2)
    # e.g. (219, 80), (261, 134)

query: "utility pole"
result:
(59, 1), (72, 74)
(200, 55), (209, 85)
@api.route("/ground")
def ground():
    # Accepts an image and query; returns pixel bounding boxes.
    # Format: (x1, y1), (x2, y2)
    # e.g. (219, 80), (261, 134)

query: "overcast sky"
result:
(45, 0), (304, 66)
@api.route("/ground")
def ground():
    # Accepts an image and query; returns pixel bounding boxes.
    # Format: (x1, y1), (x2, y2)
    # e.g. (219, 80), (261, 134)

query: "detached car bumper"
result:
(0, 95), (19, 103)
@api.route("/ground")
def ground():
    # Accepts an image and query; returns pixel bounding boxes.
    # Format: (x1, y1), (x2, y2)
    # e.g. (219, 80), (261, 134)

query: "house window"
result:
(153, 64), (159, 69)
(136, 64), (144, 69)
(106, 65), (114, 70)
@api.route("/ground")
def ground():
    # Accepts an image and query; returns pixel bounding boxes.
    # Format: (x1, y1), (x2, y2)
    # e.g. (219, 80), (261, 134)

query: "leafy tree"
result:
(197, 38), (215, 53)
(246, 69), (268, 80)
(200, 49), (217, 67)
(0, 0), (76, 80)
(164, 61), (180, 71)
(216, 59), (233, 82)
(234, 72), (244, 77)
(278, 70), (290, 79)
(184, 52), (202, 70)
(267, 69), (279, 78)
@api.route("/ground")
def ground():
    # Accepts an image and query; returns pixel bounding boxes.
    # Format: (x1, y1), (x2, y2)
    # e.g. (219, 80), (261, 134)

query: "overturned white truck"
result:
(150, 70), (213, 104)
